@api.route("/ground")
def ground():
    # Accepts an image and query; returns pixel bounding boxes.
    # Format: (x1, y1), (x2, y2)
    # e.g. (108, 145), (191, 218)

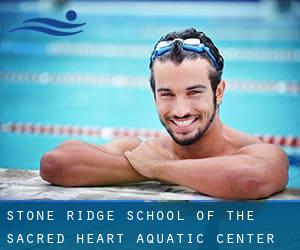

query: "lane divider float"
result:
(0, 122), (299, 148)
(1, 71), (299, 94)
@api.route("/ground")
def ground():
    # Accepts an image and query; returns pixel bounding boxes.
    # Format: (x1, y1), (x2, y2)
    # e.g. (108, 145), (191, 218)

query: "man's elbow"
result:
(236, 168), (288, 200)
(240, 178), (272, 199)
(40, 152), (72, 186)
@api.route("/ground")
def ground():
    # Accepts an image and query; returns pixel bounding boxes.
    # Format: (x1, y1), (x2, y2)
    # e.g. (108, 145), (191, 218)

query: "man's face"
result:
(153, 58), (216, 146)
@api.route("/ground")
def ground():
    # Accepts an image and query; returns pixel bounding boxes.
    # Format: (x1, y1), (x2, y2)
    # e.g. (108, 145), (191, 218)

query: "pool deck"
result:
(1, 168), (300, 200)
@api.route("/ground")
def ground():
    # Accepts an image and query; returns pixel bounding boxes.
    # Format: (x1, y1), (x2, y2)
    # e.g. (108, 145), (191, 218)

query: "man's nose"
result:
(172, 97), (191, 118)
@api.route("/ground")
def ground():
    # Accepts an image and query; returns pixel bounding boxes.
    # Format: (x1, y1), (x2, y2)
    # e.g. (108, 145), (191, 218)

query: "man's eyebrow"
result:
(186, 84), (207, 91)
(157, 88), (172, 92)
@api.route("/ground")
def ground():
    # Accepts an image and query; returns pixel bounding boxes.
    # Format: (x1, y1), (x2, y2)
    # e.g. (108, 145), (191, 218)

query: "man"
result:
(40, 28), (288, 199)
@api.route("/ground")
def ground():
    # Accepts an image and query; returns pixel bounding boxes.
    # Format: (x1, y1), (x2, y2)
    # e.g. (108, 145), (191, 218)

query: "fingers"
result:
(147, 140), (161, 148)
(124, 150), (134, 163)
(145, 141), (177, 160)
(124, 140), (176, 163)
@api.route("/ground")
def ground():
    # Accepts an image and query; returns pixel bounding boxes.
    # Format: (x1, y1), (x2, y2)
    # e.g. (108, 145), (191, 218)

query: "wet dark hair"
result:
(149, 28), (224, 97)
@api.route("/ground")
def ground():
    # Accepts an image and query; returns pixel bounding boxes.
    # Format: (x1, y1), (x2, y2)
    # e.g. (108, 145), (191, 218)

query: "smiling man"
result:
(40, 28), (288, 199)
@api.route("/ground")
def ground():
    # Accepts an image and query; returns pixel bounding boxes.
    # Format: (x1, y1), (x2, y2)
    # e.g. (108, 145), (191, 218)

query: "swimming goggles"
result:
(150, 38), (221, 70)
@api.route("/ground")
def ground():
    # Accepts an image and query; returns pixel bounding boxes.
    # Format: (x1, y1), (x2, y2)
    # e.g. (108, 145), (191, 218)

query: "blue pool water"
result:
(0, 1), (299, 188)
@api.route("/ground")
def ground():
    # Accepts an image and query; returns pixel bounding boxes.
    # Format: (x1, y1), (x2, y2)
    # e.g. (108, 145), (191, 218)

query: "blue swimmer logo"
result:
(9, 10), (85, 36)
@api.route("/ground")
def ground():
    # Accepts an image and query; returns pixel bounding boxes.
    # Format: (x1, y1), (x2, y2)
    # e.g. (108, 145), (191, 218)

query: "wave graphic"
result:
(9, 10), (85, 36)
(9, 26), (83, 36)
(23, 18), (85, 29)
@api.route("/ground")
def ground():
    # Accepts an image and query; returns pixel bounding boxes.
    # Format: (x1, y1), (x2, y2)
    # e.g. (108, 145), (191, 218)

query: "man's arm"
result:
(40, 137), (147, 186)
(125, 142), (288, 199)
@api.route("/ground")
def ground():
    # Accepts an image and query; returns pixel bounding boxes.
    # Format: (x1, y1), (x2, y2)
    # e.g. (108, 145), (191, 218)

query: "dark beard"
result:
(160, 102), (217, 146)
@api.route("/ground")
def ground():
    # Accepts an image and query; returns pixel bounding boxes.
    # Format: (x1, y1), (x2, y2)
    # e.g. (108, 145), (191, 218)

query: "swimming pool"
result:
(0, 1), (299, 188)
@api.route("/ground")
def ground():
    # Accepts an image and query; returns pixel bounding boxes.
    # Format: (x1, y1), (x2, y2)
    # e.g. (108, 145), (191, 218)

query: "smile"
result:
(170, 117), (199, 128)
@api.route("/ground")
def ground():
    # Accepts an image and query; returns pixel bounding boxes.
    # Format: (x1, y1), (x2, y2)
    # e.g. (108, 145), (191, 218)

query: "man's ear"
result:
(216, 80), (225, 105)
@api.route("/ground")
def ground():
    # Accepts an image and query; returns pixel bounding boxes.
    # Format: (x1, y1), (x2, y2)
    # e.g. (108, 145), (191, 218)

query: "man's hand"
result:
(124, 140), (177, 179)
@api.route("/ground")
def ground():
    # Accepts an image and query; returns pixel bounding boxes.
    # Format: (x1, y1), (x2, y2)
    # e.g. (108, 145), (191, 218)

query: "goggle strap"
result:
(151, 40), (220, 70)
(183, 44), (219, 70)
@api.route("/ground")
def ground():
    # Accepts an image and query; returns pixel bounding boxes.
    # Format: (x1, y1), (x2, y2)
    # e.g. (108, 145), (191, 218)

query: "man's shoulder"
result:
(227, 127), (287, 161)
(225, 126), (262, 149)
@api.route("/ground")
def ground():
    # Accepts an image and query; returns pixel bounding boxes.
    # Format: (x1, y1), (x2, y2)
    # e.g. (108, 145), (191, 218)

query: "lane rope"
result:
(0, 122), (299, 148)
(1, 71), (299, 94)
(1, 41), (300, 61)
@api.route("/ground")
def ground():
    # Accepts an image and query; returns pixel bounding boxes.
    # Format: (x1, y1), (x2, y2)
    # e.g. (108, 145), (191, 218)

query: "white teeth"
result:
(173, 118), (195, 127)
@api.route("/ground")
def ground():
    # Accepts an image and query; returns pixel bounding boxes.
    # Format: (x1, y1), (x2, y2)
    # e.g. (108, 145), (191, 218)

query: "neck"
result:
(172, 114), (227, 159)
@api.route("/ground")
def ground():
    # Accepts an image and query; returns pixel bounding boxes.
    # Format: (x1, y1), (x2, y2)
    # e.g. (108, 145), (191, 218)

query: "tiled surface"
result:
(1, 168), (299, 200)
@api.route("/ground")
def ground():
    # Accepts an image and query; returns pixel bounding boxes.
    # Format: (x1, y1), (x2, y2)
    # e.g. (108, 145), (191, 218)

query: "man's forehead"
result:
(153, 57), (210, 68)
(153, 58), (211, 89)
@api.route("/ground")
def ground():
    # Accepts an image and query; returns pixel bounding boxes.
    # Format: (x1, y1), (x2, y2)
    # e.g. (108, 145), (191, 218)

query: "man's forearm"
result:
(155, 155), (280, 199)
(40, 143), (147, 186)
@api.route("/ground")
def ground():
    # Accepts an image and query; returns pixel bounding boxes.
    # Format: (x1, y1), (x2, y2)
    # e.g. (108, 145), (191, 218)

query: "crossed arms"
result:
(40, 137), (288, 199)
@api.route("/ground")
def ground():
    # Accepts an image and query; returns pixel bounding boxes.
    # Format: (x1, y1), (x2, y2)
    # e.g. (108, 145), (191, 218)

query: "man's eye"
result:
(188, 91), (201, 95)
(161, 93), (173, 97)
